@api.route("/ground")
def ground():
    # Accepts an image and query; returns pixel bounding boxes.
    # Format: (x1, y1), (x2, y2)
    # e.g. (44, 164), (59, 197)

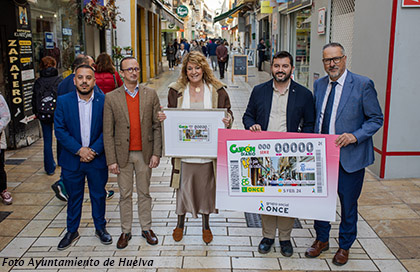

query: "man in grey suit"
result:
(103, 57), (162, 249)
(305, 43), (383, 266)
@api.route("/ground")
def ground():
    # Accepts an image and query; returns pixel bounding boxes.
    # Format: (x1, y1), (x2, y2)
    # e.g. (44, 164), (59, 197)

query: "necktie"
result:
(321, 81), (338, 134)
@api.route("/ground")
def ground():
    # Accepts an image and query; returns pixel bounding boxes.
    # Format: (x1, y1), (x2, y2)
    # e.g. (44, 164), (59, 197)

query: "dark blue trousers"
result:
(62, 164), (108, 233)
(40, 121), (56, 175)
(314, 164), (365, 250)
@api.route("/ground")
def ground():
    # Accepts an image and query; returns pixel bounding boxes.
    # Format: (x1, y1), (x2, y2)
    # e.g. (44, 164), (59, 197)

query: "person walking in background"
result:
(173, 39), (179, 66)
(103, 57), (162, 249)
(216, 40), (228, 79)
(190, 40), (202, 54)
(166, 42), (176, 71)
(207, 39), (218, 71)
(224, 41), (230, 72)
(175, 44), (188, 66)
(305, 42), (383, 266)
(182, 39), (190, 52)
(201, 41), (208, 57)
(157, 51), (233, 244)
(0, 94), (11, 205)
(55, 64), (112, 250)
(95, 53), (123, 94)
(31, 56), (62, 176)
(257, 38), (267, 71)
(243, 51), (315, 256)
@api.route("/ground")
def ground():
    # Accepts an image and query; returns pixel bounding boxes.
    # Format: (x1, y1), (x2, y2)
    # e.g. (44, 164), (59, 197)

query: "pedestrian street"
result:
(0, 64), (418, 271)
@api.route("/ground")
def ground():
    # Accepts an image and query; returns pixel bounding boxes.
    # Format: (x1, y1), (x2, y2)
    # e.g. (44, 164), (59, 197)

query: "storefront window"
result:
(293, 8), (311, 87)
(29, 0), (84, 76)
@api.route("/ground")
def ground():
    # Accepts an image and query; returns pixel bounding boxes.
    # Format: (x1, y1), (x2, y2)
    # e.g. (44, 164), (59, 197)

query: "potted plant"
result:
(123, 46), (132, 56)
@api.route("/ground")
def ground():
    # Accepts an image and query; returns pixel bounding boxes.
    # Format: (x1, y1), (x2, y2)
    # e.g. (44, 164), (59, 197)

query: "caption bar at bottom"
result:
(1, 257), (154, 268)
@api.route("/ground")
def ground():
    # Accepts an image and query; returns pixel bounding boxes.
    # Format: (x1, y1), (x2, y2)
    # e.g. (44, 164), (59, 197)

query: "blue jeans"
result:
(40, 121), (56, 174)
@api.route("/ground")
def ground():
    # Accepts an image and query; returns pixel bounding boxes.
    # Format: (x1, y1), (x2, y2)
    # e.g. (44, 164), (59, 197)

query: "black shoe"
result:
(58, 231), (79, 250)
(95, 228), (113, 245)
(106, 190), (115, 200)
(51, 181), (68, 202)
(258, 237), (274, 254)
(280, 240), (294, 257)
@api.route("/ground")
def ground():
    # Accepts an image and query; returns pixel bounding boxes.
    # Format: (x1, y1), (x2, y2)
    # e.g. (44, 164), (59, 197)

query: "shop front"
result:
(277, 0), (312, 87)
(0, 0), (85, 148)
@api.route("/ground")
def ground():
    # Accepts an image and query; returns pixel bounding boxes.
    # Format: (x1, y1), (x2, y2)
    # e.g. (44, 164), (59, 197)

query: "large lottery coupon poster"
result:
(216, 129), (340, 222)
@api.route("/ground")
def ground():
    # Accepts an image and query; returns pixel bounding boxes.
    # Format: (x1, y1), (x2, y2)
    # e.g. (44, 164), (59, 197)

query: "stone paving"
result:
(0, 63), (419, 271)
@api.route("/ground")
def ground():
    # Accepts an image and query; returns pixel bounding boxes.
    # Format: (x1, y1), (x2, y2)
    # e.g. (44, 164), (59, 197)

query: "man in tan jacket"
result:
(103, 57), (162, 249)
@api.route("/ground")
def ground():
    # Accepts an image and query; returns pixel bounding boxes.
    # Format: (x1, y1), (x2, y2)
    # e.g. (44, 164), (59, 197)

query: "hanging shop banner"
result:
(216, 129), (340, 222)
(261, 1), (273, 14)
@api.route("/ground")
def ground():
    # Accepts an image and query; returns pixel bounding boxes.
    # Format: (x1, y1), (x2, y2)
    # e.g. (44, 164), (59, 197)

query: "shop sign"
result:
(176, 5), (188, 18)
(5, 2), (36, 131)
(286, 0), (312, 13)
(62, 27), (72, 36)
(317, 7), (326, 35)
(402, 0), (420, 7)
(45, 32), (54, 49)
(261, 1), (273, 14)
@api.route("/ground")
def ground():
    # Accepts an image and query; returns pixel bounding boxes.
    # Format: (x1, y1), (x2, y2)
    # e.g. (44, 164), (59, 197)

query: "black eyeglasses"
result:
(322, 55), (345, 65)
(121, 67), (140, 73)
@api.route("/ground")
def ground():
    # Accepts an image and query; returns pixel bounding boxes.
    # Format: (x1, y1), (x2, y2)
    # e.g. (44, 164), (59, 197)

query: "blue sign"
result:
(75, 45), (81, 56)
(45, 32), (54, 49)
(62, 28), (72, 36)
(84, 0), (104, 5)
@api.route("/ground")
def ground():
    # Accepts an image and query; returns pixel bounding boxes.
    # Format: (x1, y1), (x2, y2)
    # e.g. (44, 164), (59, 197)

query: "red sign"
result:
(402, 0), (420, 7)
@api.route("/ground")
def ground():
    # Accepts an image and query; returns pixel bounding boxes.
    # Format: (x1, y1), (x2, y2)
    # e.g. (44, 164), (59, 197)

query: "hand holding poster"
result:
(216, 129), (340, 222)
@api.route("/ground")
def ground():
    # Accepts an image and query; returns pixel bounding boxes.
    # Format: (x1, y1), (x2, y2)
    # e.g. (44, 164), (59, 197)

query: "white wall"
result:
(384, 1), (420, 178)
(116, 0), (134, 52)
(308, 0), (329, 89)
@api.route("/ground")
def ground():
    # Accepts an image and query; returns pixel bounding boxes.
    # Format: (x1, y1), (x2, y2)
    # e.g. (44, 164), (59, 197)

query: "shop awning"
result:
(156, 1), (184, 29)
(213, 4), (245, 23)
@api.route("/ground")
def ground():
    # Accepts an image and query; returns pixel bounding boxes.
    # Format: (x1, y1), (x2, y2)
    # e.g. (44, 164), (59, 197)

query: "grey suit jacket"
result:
(314, 71), (383, 173)
(103, 85), (162, 168)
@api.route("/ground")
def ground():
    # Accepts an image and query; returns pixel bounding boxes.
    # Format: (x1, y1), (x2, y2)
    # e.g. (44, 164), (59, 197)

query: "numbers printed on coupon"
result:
(227, 138), (328, 197)
(178, 124), (211, 142)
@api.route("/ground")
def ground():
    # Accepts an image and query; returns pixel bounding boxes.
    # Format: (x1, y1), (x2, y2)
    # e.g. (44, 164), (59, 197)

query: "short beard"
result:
(272, 71), (291, 83)
(76, 86), (94, 96)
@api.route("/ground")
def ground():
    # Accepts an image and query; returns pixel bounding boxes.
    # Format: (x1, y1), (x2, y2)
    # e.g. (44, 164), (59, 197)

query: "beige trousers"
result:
(261, 214), (295, 240)
(118, 151), (152, 233)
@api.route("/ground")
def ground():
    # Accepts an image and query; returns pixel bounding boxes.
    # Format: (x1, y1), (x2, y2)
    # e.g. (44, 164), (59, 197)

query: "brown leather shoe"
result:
(202, 229), (213, 244)
(172, 227), (184, 242)
(142, 230), (158, 245)
(116, 232), (132, 249)
(305, 239), (329, 258)
(333, 248), (349, 266)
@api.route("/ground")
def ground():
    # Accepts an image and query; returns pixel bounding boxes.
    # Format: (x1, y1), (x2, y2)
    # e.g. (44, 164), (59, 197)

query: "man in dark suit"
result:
(243, 51), (315, 257)
(54, 65), (112, 250)
(51, 54), (112, 202)
(305, 42), (383, 265)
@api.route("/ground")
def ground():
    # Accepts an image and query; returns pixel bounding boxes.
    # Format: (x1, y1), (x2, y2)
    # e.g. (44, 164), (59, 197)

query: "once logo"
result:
(176, 5), (189, 18)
